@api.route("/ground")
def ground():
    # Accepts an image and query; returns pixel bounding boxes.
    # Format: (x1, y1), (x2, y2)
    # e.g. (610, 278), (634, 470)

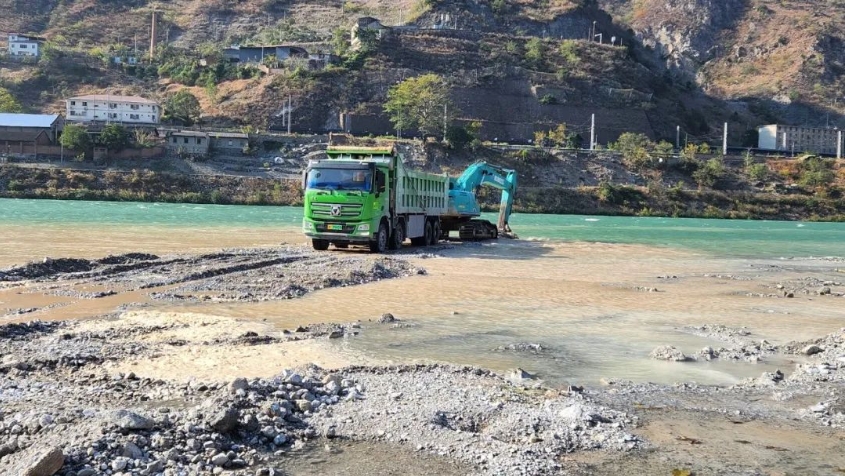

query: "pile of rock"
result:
(56, 369), (360, 475)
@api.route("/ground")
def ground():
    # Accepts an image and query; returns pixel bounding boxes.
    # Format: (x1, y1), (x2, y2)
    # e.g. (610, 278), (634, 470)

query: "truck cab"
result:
(302, 146), (448, 252)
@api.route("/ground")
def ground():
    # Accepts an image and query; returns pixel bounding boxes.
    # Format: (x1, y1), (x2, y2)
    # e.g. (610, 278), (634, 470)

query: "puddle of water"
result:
(273, 440), (470, 476)
(168, 242), (841, 387)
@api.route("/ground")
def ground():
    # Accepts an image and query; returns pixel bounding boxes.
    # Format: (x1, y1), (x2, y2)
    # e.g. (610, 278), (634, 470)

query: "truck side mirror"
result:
(301, 171), (307, 196)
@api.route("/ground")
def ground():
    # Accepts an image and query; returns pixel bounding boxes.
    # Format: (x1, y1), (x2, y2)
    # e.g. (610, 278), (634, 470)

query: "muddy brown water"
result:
(4, 224), (843, 387)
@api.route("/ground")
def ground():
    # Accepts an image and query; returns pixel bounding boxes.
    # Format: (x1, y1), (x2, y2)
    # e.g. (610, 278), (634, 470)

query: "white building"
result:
(8, 34), (44, 57)
(758, 124), (840, 155)
(66, 95), (160, 125)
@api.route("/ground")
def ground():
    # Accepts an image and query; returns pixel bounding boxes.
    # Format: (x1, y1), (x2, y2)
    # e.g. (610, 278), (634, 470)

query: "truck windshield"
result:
(306, 168), (372, 191)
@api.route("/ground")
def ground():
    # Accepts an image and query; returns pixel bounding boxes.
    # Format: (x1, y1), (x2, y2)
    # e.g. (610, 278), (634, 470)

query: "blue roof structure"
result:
(0, 113), (60, 128)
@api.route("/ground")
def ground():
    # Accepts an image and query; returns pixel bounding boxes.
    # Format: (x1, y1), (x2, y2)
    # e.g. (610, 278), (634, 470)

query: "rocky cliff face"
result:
(627, 0), (748, 77)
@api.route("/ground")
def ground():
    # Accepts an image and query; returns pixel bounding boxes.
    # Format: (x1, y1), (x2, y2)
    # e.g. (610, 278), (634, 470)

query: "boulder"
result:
(378, 313), (397, 323)
(650, 345), (689, 362)
(803, 345), (823, 356)
(113, 409), (155, 430)
(209, 406), (240, 434)
(229, 377), (249, 394)
(21, 446), (64, 476)
(559, 403), (610, 425)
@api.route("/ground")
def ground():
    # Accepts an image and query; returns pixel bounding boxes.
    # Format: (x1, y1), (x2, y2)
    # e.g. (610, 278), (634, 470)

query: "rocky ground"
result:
(0, 246), (424, 321)
(1, 248), (844, 475)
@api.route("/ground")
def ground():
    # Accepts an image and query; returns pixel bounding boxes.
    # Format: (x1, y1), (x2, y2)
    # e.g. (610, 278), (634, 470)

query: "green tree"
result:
(99, 123), (129, 151)
(332, 27), (350, 57)
(653, 140), (674, 155)
(0, 87), (23, 113)
(445, 125), (473, 150)
(525, 38), (545, 69)
(548, 124), (567, 147)
(566, 133), (583, 149)
(612, 132), (654, 169)
(59, 124), (91, 151)
(355, 27), (380, 53)
(446, 121), (482, 150)
(164, 90), (202, 125)
(384, 74), (454, 138)
(491, 0), (508, 15)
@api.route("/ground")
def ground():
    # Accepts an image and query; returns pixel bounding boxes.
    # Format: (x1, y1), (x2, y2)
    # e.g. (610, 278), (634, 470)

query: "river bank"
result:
(1, 240), (844, 475)
(2, 164), (844, 221)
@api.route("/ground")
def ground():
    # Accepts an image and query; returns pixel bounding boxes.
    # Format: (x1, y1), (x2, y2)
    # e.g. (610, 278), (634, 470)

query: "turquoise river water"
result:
(2, 198), (844, 258)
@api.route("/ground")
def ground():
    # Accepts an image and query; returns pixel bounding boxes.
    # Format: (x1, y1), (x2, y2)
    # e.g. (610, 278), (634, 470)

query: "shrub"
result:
(524, 38), (545, 69)
(558, 40), (579, 65)
(539, 94), (558, 105)
(798, 159), (835, 187)
(597, 181), (618, 203)
(747, 163), (768, 181)
(692, 157), (725, 189)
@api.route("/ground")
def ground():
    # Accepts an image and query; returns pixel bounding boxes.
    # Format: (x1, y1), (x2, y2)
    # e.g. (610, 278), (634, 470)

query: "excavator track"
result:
(458, 220), (499, 241)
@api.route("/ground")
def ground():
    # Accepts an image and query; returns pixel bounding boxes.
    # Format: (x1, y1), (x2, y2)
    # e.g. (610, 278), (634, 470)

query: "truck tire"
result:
(312, 239), (329, 251)
(370, 222), (388, 253)
(389, 220), (405, 250)
(423, 220), (434, 246)
(432, 221), (441, 245)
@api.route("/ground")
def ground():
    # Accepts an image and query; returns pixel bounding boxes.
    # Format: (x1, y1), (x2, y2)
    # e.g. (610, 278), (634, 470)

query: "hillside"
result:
(600, 0), (845, 126)
(1, 0), (844, 144)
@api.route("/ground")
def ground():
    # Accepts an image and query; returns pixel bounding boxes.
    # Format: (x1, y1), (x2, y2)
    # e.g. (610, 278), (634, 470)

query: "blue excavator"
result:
(441, 161), (518, 241)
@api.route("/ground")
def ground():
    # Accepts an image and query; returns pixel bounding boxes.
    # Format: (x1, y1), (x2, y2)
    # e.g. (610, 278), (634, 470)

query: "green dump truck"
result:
(302, 145), (449, 252)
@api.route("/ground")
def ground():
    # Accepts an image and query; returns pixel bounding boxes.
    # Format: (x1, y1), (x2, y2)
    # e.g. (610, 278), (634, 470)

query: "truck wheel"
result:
(389, 221), (405, 250)
(370, 222), (388, 253)
(312, 239), (329, 251)
(423, 220), (434, 246)
(432, 221), (441, 245)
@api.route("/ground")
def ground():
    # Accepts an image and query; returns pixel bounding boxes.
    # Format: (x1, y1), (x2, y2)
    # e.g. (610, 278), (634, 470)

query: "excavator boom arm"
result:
(454, 161), (517, 232)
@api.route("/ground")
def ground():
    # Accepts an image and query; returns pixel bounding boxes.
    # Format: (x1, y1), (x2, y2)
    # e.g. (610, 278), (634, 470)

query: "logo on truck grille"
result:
(312, 203), (363, 218)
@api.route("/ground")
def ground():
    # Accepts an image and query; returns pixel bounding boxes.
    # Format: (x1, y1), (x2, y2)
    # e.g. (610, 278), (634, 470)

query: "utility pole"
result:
(676, 125), (680, 150)
(134, 34), (138, 57)
(287, 95), (292, 134)
(149, 10), (156, 63)
(722, 122), (728, 156)
(838, 130), (842, 159)
(443, 103), (448, 142)
(590, 114), (595, 150)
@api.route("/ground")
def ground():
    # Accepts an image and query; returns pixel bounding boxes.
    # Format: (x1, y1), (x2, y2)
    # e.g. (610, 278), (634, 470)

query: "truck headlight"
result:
(303, 220), (313, 229)
(357, 224), (370, 231)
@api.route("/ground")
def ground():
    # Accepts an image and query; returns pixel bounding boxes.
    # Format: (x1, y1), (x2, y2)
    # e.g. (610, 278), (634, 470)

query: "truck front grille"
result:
(311, 203), (363, 218)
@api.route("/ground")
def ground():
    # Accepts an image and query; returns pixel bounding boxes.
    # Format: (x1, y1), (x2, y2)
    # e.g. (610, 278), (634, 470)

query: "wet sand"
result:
(1, 228), (844, 475)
